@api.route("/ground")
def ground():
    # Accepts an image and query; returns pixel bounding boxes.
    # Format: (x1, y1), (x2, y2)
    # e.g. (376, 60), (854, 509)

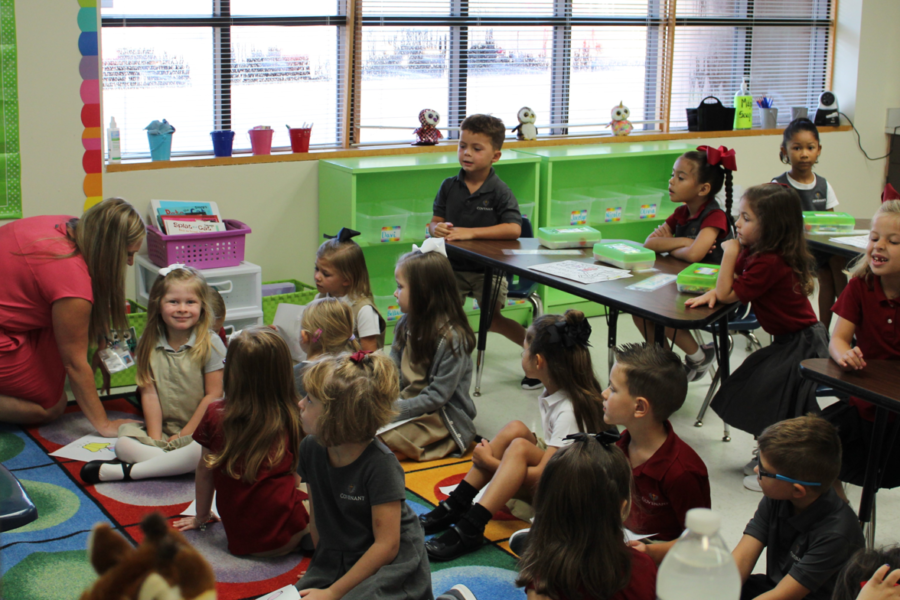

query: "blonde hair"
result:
(205, 327), (303, 483)
(849, 200), (900, 282)
(208, 288), (226, 326)
(135, 266), (216, 387)
(316, 238), (373, 299)
(302, 352), (398, 446)
(301, 297), (360, 357)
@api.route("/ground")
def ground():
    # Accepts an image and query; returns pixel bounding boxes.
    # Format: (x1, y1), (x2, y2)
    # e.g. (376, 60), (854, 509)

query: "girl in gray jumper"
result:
(378, 239), (477, 462)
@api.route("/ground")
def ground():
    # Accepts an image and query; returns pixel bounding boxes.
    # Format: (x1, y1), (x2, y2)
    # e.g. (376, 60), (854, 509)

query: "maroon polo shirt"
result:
(617, 421), (711, 541)
(832, 276), (900, 421)
(732, 250), (819, 336)
(664, 201), (729, 239)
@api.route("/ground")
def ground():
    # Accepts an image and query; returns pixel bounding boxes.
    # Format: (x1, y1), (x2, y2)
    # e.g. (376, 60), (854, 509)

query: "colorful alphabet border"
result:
(79, 0), (102, 211)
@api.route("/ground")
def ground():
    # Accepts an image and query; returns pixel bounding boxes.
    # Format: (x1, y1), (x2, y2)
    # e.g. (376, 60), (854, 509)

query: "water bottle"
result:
(656, 508), (741, 600)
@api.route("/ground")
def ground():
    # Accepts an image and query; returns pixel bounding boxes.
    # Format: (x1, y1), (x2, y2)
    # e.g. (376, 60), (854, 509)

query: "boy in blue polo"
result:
(429, 114), (534, 388)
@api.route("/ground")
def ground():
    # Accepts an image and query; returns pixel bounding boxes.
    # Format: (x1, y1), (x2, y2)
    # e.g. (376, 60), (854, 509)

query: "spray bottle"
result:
(107, 117), (121, 163)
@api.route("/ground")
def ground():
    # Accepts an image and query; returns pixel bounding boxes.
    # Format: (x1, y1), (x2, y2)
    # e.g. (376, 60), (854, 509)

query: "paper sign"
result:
(182, 493), (220, 518)
(165, 220), (227, 235)
(625, 274), (676, 291)
(569, 210), (588, 225)
(257, 585), (301, 600)
(529, 260), (632, 285)
(50, 435), (118, 462)
(828, 235), (869, 250)
(380, 226), (402, 242)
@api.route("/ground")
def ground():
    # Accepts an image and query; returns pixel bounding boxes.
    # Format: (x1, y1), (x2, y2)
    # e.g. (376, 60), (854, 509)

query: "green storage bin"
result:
(537, 225), (602, 249)
(357, 203), (410, 244)
(676, 263), (721, 294)
(802, 211), (855, 233)
(593, 240), (656, 271)
(261, 279), (318, 325)
(90, 300), (149, 389)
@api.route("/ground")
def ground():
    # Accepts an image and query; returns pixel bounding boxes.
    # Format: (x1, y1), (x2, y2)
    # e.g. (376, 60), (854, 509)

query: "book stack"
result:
(150, 200), (227, 235)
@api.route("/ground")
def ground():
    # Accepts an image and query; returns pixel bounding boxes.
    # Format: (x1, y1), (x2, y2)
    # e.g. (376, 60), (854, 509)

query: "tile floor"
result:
(469, 310), (899, 571)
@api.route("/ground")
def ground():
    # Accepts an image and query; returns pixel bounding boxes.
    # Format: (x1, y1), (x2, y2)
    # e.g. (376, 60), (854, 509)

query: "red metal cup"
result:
(248, 128), (274, 155)
(289, 128), (311, 153)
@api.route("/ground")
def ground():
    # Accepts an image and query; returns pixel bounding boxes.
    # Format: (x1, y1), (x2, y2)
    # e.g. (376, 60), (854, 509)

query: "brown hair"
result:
(680, 150), (734, 232)
(849, 200), (900, 283)
(208, 288), (226, 326)
(613, 343), (687, 422)
(394, 250), (475, 367)
(741, 184), (816, 296)
(37, 198), (146, 343)
(301, 297), (360, 357)
(302, 352), (398, 446)
(461, 114), (506, 150)
(517, 438), (634, 600)
(205, 327), (303, 483)
(316, 238), (373, 299)
(758, 414), (841, 490)
(135, 266), (216, 388)
(526, 310), (608, 434)
(833, 547), (900, 600)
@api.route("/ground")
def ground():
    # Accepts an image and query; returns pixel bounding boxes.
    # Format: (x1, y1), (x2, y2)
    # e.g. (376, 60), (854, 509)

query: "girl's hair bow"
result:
(158, 263), (186, 277)
(349, 349), (373, 364)
(697, 145), (737, 172)
(411, 237), (447, 257)
(324, 228), (361, 243)
(565, 430), (621, 448)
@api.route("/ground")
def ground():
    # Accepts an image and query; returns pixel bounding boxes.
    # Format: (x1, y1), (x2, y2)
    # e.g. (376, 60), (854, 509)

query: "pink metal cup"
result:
(248, 128), (274, 155)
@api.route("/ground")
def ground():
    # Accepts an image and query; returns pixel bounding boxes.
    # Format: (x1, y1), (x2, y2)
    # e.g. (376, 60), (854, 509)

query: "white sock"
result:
(687, 347), (705, 363)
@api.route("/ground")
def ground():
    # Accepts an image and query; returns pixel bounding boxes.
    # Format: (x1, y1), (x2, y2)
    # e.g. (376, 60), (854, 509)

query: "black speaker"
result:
(814, 91), (840, 127)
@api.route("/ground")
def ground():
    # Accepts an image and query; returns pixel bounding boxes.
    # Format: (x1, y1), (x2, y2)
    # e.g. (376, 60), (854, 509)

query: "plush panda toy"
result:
(511, 107), (538, 141)
(413, 108), (443, 145)
(610, 101), (633, 136)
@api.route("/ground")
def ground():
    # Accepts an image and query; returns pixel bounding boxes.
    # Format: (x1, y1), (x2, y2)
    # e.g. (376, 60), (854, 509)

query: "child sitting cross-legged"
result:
(420, 309), (608, 561)
(602, 343), (710, 543)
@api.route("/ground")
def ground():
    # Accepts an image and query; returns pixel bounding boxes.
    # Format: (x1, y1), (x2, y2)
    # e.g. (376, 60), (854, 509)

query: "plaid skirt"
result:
(711, 323), (829, 437)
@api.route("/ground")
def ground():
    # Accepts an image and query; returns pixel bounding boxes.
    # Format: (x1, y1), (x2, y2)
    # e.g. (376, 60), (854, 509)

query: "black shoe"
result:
(521, 376), (543, 390)
(80, 459), (134, 485)
(419, 500), (464, 535)
(509, 528), (530, 555)
(425, 524), (483, 561)
(437, 585), (478, 600)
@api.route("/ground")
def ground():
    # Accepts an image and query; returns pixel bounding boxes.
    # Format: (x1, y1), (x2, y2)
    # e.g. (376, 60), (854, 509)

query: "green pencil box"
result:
(676, 263), (721, 294)
(802, 211), (854, 233)
(537, 225), (602, 249)
(592, 240), (656, 271)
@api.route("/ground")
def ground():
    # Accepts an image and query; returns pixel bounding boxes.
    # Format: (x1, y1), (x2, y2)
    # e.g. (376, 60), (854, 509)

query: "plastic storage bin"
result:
(590, 189), (629, 224)
(389, 198), (433, 241)
(549, 197), (593, 226)
(136, 254), (262, 316)
(356, 204), (410, 244)
(641, 183), (677, 218)
(593, 240), (656, 271)
(518, 202), (536, 223)
(221, 307), (264, 336)
(802, 211), (855, 233)
(261, 279), (317, 325)
(371, 277), (404, 323)
(537, 226), (602, 249)
(676, 263), (721, 294)
(146, 219), (251, 269)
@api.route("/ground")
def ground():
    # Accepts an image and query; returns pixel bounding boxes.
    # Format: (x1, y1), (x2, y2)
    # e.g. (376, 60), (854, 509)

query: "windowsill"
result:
(105, 125), (852, 173)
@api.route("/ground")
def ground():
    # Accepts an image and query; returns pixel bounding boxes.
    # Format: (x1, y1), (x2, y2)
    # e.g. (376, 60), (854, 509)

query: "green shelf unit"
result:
(517, 142), (692, 315)
(319, 152), (541, 343)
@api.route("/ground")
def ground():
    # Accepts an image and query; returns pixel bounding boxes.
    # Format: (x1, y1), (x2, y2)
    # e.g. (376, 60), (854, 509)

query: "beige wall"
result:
(7, 0), (900, 299)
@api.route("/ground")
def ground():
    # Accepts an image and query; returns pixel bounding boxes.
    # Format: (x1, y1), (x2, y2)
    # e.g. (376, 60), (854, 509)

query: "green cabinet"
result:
(318, 151), (542, 343)
(516, 142), (691, 315)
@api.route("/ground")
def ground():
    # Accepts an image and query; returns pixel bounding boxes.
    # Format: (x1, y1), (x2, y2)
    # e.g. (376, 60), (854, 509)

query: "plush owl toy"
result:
(413, 108), (443, 145)
(511, 107), (538, 141)
(610, 101), (633, 136)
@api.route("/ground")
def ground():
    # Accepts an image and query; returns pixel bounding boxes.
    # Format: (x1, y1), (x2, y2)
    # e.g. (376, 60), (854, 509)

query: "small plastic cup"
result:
(760, 107), (778, 130)
(790, 107), (808, 121)
(148, 132), (173, 161)
(211, 130), (235, 157)
(248, 128), (274, 155)
(289, 128), (312, 153)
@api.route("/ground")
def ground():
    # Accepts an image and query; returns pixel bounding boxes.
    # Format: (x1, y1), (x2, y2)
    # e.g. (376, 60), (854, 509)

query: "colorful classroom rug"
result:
(0, 398), (527, 600)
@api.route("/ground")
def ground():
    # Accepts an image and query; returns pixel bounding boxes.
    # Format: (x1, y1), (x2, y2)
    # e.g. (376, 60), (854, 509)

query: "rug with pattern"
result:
(0, 398), (528, 599)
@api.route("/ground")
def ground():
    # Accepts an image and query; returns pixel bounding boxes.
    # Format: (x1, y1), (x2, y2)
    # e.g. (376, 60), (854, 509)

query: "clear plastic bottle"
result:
(656, 509), (741, 600)
(108, 117), (121, 163)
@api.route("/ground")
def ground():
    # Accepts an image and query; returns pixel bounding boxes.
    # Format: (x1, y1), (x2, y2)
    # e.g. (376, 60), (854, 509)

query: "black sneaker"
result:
(521, 376), (543, 390)
(684, 343), (716, 382)
(437, 585), (478, 600)
(425, 525), (484, 561)
(509, 528), (530, 555)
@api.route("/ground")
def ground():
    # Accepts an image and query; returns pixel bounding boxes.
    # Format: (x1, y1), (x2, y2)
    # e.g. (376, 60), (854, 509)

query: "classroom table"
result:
(446, 238), (737, 396)
(799, 358), (900, 548)
(805, 218), (871, 260)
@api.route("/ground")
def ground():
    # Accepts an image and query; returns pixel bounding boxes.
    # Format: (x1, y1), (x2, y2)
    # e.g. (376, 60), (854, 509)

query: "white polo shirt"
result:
(539, 389), (581, 448)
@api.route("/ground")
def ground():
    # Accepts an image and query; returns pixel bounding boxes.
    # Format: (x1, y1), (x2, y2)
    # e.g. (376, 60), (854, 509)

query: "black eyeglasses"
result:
(756, 463), (821, 487)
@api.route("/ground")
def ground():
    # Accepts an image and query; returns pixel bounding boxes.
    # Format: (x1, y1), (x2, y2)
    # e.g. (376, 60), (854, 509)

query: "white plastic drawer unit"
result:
(135, 254), (263, 315)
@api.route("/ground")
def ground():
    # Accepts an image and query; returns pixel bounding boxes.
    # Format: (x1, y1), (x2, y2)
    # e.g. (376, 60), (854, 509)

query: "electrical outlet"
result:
(887, 109), (900, 134)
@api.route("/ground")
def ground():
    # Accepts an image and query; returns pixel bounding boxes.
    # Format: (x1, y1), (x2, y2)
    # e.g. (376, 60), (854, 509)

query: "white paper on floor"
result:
(182, 493), (220, 518)
(49, 434), (117, 462)
(257, 584), (301, 600)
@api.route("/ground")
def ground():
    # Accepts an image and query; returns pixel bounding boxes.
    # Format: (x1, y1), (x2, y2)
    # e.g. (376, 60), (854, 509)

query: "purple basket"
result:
(146, 219), (251, 269)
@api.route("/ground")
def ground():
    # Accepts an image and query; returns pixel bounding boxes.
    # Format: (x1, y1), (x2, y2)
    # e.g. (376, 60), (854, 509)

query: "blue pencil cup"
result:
(148, 132), (173, 161)
(211, 130), (235, 158)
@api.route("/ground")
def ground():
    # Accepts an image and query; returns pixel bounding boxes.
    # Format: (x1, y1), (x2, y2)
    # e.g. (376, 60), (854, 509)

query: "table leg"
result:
(473, 267), (498, 398)
(859, 406), (889, 548)
(653, 323), (666, 347)
(607, 307), (619, 376)
(716, 317), (731, 381)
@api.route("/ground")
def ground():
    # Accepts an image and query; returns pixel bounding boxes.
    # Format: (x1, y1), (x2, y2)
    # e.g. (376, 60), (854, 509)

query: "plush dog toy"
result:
(80, 512), (216, 600)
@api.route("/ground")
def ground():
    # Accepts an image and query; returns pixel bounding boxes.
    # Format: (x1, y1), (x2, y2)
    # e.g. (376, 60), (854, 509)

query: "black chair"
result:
(0, 463), (37, 532)
(505, 215), (543, 319)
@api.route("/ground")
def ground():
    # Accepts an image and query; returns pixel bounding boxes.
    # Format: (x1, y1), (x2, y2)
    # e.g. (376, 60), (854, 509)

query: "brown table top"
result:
(806, 218), (872, 260)
(800, 358), (900, 411)
(446, 238), (735, 329)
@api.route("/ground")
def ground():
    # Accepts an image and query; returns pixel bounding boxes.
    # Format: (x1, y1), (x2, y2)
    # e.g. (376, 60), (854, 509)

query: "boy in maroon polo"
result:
(601, 343), (710, 542)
